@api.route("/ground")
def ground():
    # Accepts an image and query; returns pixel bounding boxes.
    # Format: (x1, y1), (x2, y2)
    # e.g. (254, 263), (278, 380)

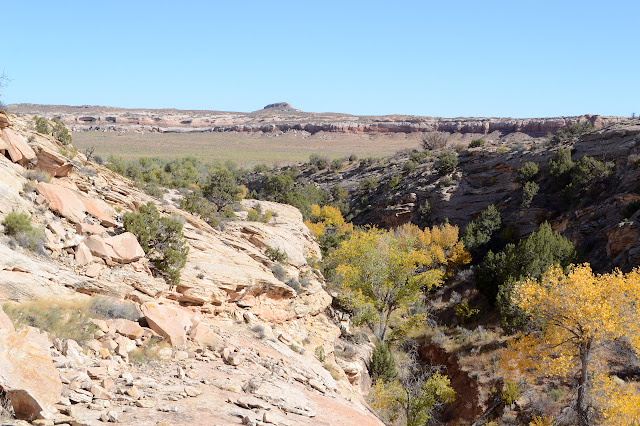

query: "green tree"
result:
(51, 118), (72, 145)
(462, 204), (501, 252)
(123, 202), (189, 284)
(517, 161), (539, 183)
(370, 340), (398, 383)
(521, 181), (539, 207)
(202, 168), (242, 210)
(34, 116), (51, 134)
(476, 222), (576, 328)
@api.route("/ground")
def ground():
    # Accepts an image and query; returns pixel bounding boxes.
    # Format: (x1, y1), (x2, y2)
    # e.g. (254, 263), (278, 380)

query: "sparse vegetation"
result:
(435, 151), (458, 174)
(548, 122), (594, 145)
(469, 138), (486, 148)
(421, 132), (449, 150)
(123, 202), (189, 284)
(2, 211), (45, 253)
(3, 299), (97, 345)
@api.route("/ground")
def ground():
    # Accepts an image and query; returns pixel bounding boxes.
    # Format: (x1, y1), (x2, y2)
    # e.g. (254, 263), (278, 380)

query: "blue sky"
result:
(1, 1), (637, 117)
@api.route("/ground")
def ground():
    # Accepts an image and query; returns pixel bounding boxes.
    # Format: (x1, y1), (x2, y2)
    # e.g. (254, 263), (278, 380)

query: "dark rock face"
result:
(263, 102), (294, 111)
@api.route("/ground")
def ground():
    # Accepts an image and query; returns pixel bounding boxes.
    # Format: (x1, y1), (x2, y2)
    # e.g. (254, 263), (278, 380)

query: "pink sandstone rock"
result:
(188, 322), (222, 349)
(140, 302), (193, 347)
(104, 232), (145, 264)
(0, 128), (36, 165)
(0, 328), (62, 419)
(84, 235), (118, 260)
(75, 222), (106, 236)
(81, 198), (116, 227)
(0, 306), (15, 332)
(110, 318), (144, 340)
(75, 242), (94, 266)
(35, 182), (86, 223)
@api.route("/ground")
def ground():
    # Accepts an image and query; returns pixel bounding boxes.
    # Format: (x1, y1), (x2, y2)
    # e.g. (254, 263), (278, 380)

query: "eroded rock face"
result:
(0, 326), (62, 420)
(0, 128), (36, 165)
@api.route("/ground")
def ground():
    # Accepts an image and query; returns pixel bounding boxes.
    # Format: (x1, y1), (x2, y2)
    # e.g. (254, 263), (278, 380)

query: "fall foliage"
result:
(329, 223), (470, 341)
(499, 264), (640, 425)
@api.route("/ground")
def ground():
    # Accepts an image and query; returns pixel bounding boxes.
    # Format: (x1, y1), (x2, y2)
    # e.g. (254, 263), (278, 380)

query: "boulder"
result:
(140, 302), (193, 347)
(0, 128), (36, 165)
(81, 198), (116, 227)
(0, 329), (62, 419)
(35, 182), (86, 223)
(84, 235), (118, 260)
(188, 322), (222, 349)
(104, 232), (145, 263)
(110, 318), (144, 340)
(75, 242), (94, 266)
(75, 222), (106, 236)
(34, 146), (74, 177)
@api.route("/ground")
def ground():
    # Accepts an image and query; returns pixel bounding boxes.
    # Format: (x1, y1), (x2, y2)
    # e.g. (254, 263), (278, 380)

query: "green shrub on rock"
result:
(123, 202), (188, 284)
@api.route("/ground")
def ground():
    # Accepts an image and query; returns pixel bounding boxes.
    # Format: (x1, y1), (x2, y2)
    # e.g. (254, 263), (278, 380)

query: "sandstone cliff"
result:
(7, 103), (625, 136)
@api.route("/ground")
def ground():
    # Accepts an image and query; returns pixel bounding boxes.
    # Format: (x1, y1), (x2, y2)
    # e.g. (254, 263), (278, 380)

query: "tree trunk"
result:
(576, 338), (593, 426)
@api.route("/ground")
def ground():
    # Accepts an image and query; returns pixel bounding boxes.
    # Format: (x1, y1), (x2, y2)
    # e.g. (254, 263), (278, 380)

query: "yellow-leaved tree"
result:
(498, 264), (640, 425)
(329, 222), (470, 341)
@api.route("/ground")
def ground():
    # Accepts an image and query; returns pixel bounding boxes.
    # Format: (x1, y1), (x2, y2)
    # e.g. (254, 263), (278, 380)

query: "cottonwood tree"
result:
(329, 223), (470, 342)
(499, 264), (640, 425)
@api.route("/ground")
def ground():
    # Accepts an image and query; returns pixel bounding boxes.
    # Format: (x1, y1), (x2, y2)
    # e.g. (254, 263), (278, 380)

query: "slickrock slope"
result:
(8, 103), (625, 136)
(0, 113), (381, 425)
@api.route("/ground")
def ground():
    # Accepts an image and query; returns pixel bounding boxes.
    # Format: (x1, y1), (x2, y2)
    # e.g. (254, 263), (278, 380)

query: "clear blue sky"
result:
(2, 1), (637, 117)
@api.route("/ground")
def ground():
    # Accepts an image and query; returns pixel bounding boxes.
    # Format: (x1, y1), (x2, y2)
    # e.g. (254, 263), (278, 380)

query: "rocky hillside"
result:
(7, 103), (625, 136)
(0, 113), (382, 425)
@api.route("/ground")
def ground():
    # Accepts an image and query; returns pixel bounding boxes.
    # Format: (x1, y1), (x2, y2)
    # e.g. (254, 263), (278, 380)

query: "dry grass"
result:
(72, 131), (424, 167)
(3, 297), (97, 345)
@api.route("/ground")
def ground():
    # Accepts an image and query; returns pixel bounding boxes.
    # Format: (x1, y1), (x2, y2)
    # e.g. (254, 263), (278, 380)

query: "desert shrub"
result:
(462, 205), (501, 252)
(549, 122), (594, 145)
(403, 160), (418, 173)
(521, 181), (539, 207)
(265, 244), (288, 264)
(421, 132), (449, 150)
(369, 340), (397, 383)
(51, 118), (72, 145)
(468, 139), (486, 148)
(179, 190), (220, 227)
(517, 161), (539, 182)
(202, 168), (242, 210)
(314, 346), (326, 362)
(3, 211), (33, 236)
(564, 155), (613, 198)
(358, 176), (380, 193)
(500, 380), (521, 405)
(435, 151), (458, 174)
(269, 263), (286, 282)
(24, 169), (51, 183)
(349, 153), (358, 162)
(88, 296), (140, 321)
(454, 301), (480, 326)
(123, 202), (188, 284)
(246, 208), (261, 222)
(330, 158), (344, 172)
(330, 185), (348, 202)
(33, 116), (50, 134)
(388, 175), (402, 189)
(3, 299), (97, 345)
(309, 153), (330, 170)
(2, 211), (45, 253)
(253, 163), (269, 173)
(128, 337), (169, 365)
(286, 277), (303, 294)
